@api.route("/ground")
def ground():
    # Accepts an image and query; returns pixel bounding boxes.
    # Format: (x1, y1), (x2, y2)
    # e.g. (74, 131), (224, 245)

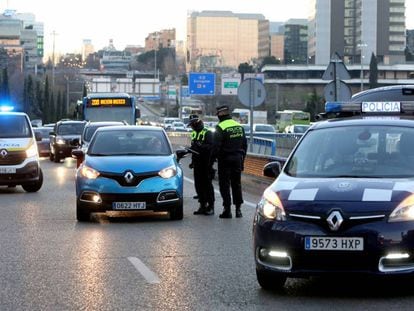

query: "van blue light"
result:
(0, 105), (14, 112)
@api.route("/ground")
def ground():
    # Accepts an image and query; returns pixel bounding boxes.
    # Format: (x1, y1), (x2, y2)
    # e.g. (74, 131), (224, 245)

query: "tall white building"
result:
(308, 0), (406, 65)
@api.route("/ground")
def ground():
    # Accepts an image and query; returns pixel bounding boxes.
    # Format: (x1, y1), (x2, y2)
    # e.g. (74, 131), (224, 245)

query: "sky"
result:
(1, 0), (414, 56)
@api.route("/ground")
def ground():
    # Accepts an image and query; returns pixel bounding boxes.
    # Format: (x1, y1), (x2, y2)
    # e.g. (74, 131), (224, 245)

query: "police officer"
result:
(213, 105), (247, 218)
(187, 114), (215, 216)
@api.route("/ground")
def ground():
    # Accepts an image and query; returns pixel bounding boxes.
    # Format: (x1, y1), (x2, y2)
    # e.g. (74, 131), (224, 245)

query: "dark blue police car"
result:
(253, 85), (414, 289)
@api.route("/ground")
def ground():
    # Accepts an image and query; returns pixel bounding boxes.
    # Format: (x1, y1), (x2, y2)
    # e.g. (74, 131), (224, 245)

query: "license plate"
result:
(112, 202), (146, 210)
(305, 237), (363, 251)
(0, 168), (16, 174)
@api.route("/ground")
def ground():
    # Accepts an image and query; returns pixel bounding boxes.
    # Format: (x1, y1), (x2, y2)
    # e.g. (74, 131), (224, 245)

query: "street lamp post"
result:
(358, 43), (368, 92)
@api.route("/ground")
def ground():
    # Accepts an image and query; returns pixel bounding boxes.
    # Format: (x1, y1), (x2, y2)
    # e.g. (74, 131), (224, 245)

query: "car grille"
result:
(288, 214), (385, 232)
(100, 171), (159, 187)
(293, 251), (377, 272)
(0, 150), (26, 165)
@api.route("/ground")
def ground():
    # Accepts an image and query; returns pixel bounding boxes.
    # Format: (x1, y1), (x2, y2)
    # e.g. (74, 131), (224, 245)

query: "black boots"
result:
(204, 204), (214, 216)
(235, 206), (242, 218)
(219, 206), (232, 219)
(193, 203), (206, 215)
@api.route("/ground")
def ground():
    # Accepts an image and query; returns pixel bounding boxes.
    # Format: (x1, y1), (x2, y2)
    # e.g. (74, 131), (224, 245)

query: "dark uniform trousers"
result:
(217, 154), (244, 208)
(193, 160), (215, 206)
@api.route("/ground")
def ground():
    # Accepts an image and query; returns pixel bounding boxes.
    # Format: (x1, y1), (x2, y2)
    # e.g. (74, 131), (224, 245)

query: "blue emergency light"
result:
(0, 105), (14, 112)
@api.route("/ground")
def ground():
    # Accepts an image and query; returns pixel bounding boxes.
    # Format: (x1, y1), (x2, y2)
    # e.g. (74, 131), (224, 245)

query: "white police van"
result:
(0, 107), (43, 192)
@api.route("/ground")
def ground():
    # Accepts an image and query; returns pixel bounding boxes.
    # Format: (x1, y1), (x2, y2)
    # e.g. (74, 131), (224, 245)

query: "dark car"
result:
(49, 120), (86, 163)
(253, 85), (414, 290)
(33, 127), (51, 157)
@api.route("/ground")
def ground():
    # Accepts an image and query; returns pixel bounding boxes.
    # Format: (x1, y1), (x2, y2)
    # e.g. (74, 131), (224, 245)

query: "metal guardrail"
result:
(167, 131), (302, 157)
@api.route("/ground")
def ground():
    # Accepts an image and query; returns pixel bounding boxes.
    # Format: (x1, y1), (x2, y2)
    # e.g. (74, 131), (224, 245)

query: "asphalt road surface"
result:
(1, 157), (414, 310)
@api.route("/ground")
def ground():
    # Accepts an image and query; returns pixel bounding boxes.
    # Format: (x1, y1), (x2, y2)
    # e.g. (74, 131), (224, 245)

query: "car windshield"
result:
(89, 129), (171, 156)
(285, 125), (414, 178)
(57, 123), (85, 135)
(0, 115), (31, 138)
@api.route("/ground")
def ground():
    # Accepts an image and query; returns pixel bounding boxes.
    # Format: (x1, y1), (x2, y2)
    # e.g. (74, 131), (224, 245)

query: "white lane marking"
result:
(127, 257), (160, 284)
(184, 176), (256, 208)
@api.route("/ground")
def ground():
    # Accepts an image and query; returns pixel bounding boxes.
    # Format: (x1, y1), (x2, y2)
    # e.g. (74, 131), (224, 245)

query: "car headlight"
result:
(56, 136), (65, 145)
(80, 164), (100, 179)
(257, 187), (286, 221)
(26, 143), (38, 158)
(389, 194), (414, 222)
(158, 165), (177, 179)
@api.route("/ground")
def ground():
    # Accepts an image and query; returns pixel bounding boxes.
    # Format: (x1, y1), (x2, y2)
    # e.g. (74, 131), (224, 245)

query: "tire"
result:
(256, 268), (286, 290)
(76, 201), (91, 222)
(49, 151), (54, 161)
(22, 168), (43, 192)
(54, 153), (60, 163)
(170, 203), (183, 220)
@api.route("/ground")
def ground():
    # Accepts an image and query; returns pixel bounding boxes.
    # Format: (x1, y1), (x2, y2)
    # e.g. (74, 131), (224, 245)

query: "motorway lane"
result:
(1, 157), (414, 310)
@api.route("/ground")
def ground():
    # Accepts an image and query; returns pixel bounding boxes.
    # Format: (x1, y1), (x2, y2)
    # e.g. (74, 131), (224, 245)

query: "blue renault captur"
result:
(253, 85), (414, 290)
(72, 125), (183, 221)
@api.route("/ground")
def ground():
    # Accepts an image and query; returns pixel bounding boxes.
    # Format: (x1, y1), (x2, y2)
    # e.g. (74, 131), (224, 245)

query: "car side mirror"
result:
(135, 108), (141, 119)
(72, 149), (84, 159)
(34, 132), (42, 141)
(175, 148), (188, 163)
(263, 161), (282, 178)
(49, 131), (56, 136)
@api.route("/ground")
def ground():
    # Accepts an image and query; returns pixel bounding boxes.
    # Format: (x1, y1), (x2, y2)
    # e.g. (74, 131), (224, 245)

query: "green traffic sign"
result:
(224, 82), (239, 88)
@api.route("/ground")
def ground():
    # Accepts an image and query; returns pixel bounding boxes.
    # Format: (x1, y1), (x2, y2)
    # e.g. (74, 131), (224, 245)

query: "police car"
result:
(0, 106), (43, 192)
(253, 85), (414, 289)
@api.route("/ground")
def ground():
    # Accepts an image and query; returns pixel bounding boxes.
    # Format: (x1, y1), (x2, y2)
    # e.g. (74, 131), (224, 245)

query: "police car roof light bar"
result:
(323, 101), (414, 119)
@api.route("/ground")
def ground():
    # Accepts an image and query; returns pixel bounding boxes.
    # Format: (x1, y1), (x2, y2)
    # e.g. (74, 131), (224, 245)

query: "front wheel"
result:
(170, 204), (183, 220)
(22, 168), (43, 192)
(76, 201), (91, 222)
(256, 268), (286, 290)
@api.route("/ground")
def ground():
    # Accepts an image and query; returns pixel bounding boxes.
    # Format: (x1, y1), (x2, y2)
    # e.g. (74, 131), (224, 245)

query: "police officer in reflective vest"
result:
(187, 114), (215, 215)
(213, 105), (247, 218)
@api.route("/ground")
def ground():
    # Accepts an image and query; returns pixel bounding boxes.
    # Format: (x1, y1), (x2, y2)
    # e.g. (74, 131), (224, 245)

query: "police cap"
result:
(216, 105), (230, 116)
(187, 114), (200, 127)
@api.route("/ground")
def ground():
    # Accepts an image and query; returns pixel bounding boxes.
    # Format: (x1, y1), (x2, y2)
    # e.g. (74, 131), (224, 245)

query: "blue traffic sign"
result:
(189, 72), (215, 95)
(181, 85), (190, 98)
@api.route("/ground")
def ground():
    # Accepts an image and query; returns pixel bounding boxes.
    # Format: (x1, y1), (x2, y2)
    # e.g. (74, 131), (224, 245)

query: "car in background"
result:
(284, 124), (310, 134)
(72, 125), (184, 221)
(170, 121), (190, 132)
(33, 127), (51, 157)
(163, 117), (181, 130)
(49, 120), (86, 163)
(253, 123), (276, 133)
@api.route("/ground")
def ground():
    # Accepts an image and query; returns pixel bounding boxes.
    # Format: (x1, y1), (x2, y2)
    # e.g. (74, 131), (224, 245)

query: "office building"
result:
(186, 10), (270, 70)
(284, 19), (308, 64)
(308, 0), (406, 65)
(145, 29), (176, 51)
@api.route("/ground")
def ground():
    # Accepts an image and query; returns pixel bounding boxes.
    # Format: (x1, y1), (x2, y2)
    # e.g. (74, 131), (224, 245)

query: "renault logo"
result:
(124, 171), (135, 183)
(327, 211), (343, 231)
(0, 149), (7, 158)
